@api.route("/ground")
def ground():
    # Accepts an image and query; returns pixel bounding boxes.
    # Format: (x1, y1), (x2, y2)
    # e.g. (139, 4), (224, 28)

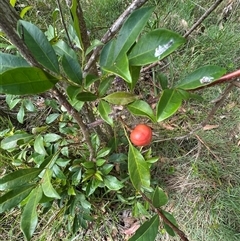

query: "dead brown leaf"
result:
(160, 122), (175, 130)
(122, 221), (140, 235)
(203, 124), (219, 131)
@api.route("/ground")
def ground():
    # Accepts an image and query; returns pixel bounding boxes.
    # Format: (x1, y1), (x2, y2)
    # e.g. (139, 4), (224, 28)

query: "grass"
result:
(1, 0), (240, 240)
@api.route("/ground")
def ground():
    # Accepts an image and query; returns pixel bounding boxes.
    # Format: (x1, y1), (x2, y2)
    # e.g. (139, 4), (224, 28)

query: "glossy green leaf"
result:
(17, 20), (59, 73)
(164, 223), (175, 237)
(82, 161), (95, 169)
(129, 215), (159, 241)
(6, 95), (21, 109)
(56, 158), (71, 167)
(156, 72), (168, 90)
(85, 39), (103, 56)
(135, 202), (149, 216)
(176, 89), (190, 100)
(145, 157), (159, 164)
(76, 92), (98, 101)
(97, 147), (111, 159)
(100, 7), (154, 82)
(24, 99), (35, 112)
(99, 40), (116, 71)
(41, 169), (61, 199)
(43, 133), (62, 143)
(0, 168), (42, 191)
(53, 40), (77, 59)
(152, 186), (168, 208)
(34, 135), (47, 155)
(52, 9), (60, 23)
(98, 100), (113, 126)
(66, 85), (82, 100)
(114, 6), (154, 59)
(104, 175), (123, 190)
(162, 210), (178, 236)
(46, 113), (60, 124)
(156, 89), (182, 122)
(86, 179), (101, 196)
(20, 6), (33, 19)
(62, 54), (82, 84)
(10, 0), (17, 7)
(0, 67), (58, 95)
(0, 184), (35, 213)
(129, 65), (141, 90)
(95, 171), (103, 181)
(1, 133), (33, 150)
(128, 144), (150, 190)
(71, 168), (82, 185)
(101, 51), (132, 83)
(20, 186), (43, 241)
(175, 65), (226, 90)
(70, 0), (83, 51)
(0, 53), (29, 73)
(101, 164), (114, 175)
(85, 74), (99, 88)
(52, 164), (66, 180)
(17, 104), (25, 124)
(127, 100), (156, 122)
(103, 92), (138, 105)
(96, 159), (106, 167)
(98, 76), (114, 97)
(128, 29), (186, 66)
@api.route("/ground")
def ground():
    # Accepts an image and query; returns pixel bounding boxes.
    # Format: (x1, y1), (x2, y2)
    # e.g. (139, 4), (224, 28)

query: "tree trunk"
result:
(0, 0), (41, 67)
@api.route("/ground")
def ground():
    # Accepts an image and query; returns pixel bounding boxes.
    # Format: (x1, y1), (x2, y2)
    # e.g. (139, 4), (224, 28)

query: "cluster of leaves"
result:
(0, 2), (227, 241)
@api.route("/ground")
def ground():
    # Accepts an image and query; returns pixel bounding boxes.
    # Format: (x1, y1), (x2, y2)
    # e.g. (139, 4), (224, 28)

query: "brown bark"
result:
(0, 0), (41, 67)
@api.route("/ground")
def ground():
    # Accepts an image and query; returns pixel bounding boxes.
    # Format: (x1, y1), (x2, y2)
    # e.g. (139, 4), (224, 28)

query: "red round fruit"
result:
(130, 124), (152, 146)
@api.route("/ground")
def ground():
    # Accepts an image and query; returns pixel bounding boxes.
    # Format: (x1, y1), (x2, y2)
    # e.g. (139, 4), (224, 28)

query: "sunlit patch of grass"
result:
(81, 0), (129, 40)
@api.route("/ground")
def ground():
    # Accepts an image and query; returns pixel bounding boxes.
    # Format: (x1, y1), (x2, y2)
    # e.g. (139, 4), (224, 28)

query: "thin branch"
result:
(232, 80), (240, 88)
(184, 0), (224, 38)
(56, 0), (74, 49)
(141, 192), (189, 241)
(201, 82), (235, 127)
(0, 0), (41, 67)
(52, 87), (95, 160)
(83, 0), (149, 75)
(193, 69), (240, 90)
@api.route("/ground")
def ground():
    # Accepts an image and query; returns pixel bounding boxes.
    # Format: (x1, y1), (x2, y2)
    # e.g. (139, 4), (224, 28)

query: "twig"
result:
(141, 61), (163, 73)
(83, 0), (149, 75)
(141, 192), (189, 241)
(193, 70), (240, 91)
(56, 0), (74, 49)
(201, 82), (235, 127)
(232, 80), (240, 88)
(52, 87), (95, 160)
(184, 0), (224, 38)
(194, 134), (224, 165)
